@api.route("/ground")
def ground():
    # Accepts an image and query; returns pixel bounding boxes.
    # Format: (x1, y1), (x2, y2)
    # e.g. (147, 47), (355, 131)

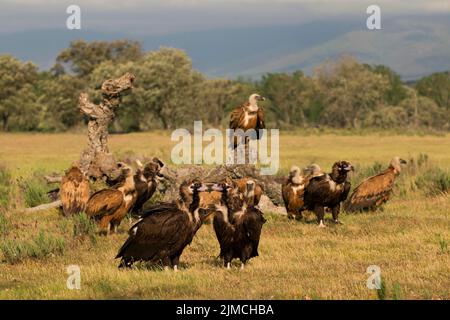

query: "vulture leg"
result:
(162, 256), (171, 271)
(171, 255), (181, 272)
(223, 253), (232, 269)
(287, 211), (295, 220)
(331, 204), (342, 224)
(118, 258), (133, 269)
(315, 205), (326, 228)
(98, 218), (111, 236)
(240, 263), (245, 271)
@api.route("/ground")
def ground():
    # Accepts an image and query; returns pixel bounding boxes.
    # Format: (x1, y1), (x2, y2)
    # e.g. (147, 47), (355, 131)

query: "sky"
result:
(1, 0), (450, 35)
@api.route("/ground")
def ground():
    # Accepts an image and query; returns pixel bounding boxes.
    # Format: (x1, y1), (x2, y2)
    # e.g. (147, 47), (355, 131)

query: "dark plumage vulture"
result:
(212, 181), (266, 269)
(229, 93), (266, 148)
(85, 162), (137, 235)
(130, 157), (165, 216)
(60, 165), (90, 216)
(282, 164), (323, 220)
(344, 157), (407, 213)
(303, 161), (353, 227)
(116, 181), (211, 270)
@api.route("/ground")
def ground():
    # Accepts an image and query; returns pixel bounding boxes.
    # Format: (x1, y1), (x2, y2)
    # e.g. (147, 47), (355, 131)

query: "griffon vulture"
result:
(85, 162), (137, 235)
(115, 181), (211, 270)
(212, 180), (266, 269)
(344, 157), (407, 212)
(235, 177), (263, 206)
(229, 93), (266, 148)
(303, 161), (353, 227)
(60, 165), (90, 216)
(281, 164), (323, 220)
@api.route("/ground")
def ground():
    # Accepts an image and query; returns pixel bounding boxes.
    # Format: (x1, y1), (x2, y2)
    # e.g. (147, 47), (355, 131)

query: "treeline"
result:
(0, 39), (449, 132)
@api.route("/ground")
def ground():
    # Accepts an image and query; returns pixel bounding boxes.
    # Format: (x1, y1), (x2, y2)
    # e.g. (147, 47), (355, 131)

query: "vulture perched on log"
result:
(303, 161), (353, 227)
(229, 93), (266, 148)
(130, 158), (165, 216)
(344, 157), (407, 212)
(116, 181), (211, 270)
(85, 162), (137, 235)
(60, 165), (90, 216)
(211, 180), (266, 269)
(282, 164), (323, 220)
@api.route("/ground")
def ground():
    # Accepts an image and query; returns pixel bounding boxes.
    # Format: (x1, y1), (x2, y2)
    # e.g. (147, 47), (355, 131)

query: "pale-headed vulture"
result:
(344, 157), (407, 213)
(60, 165), (90, 216)
(303, 161), (353, 227)
(282, 164), (324, 220)
(229, 93), (266, 148)
(85, 162), (137, 235)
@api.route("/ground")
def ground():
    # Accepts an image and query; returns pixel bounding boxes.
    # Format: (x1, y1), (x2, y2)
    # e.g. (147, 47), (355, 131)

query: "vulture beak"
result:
(197, 184), (209, 192)
(400, 159), (407, 165)
(259, 96), (266, 101)
(343, 165), (354, 171)
(211, 183), (224, 192)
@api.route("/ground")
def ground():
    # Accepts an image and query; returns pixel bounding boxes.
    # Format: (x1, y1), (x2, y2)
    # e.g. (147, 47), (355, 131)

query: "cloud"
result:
(1, 0), (449, 35)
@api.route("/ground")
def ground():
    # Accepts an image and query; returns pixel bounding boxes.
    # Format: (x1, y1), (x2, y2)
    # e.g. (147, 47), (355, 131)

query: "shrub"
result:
(73, 212), (97, 244)
(0, 231), (66, 264)
(19, 171), (51, 207)
(415, 167), (450, 196)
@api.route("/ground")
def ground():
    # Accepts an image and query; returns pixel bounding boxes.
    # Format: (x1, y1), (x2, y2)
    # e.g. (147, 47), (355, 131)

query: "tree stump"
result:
(78, 72), (135, 180)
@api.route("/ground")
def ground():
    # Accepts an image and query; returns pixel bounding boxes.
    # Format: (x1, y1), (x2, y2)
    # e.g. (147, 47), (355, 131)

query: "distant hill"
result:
(1, 14), (449, 81)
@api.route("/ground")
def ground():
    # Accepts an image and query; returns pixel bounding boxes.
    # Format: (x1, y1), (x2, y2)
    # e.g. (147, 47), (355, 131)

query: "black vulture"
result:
(115, 180), (211, 270)
(303, 161), (353, 227)
(211, 180), (266, 269)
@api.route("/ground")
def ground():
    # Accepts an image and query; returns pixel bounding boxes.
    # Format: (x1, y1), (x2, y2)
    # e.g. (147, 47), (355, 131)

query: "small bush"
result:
(0, 231), (66, 264)
(19, 171), (51, 207)
(73, 213), (97, 244)
(415, 167), (450, 196)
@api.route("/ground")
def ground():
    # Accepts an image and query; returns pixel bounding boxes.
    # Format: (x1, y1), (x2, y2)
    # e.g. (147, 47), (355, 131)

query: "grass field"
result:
(0, 132), (449, 299)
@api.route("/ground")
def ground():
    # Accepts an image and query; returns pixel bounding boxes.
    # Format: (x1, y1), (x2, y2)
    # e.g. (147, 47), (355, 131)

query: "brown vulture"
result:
(344, 157), (407, 213)
(60, 165), (90, 216)
(85, 162), (137, 235)
(303, 161), (353, 227)
(115, 180), (211, 270)
(234, 177), (263, 206)
(281, 164), (324, 220)
(229, 93), (266, 148)
(211, 180), (266, 269)
(130, 157), (165, 217)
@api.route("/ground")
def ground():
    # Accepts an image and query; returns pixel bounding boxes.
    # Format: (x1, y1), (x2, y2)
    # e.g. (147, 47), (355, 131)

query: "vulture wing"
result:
(229, 106), (244, 130)
(344, 169), (396, 212)
(60, 168), (90, 216)
(242, 207), (265, 257)
(86, 189), (123, 219)
(116, 210), (191, 262)
(213, 211), (235, 258)
(255, 108), (265, 139)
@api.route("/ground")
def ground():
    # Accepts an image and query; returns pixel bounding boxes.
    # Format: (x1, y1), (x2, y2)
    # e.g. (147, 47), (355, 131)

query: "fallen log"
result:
(24, 200), (62, 213)
(44, 175), (62, 183)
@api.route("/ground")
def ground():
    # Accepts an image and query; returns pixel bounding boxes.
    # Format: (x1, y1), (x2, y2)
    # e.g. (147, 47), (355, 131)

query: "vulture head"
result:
(330, 160), (354, 183)
(117, 162), (134, 177)
(248, 93), (266, 112)
(211, 181), (245, 213)
(141, 157), (166, 182)
(289, 166), (303, 184)
(179, 180), (208, 204)
(390, 156), (407, 174)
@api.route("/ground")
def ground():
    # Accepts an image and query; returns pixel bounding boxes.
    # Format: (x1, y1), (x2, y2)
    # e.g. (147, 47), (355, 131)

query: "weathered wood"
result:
(44, 175), (62, 183)
(159, 164), (283, 206)
(24, 200), (62, 213)
(79, 72), (135, 180)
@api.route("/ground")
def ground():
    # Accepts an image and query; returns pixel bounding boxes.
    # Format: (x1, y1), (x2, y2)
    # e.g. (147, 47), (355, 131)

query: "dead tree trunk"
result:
(78, 72), (135, 180)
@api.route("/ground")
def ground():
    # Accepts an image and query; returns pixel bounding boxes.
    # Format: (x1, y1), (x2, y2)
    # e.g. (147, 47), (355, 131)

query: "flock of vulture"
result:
(59, 93), (407, 270)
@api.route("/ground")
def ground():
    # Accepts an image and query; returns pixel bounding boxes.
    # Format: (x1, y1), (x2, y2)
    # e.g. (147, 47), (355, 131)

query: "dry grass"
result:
(0, 132), (449, 299)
